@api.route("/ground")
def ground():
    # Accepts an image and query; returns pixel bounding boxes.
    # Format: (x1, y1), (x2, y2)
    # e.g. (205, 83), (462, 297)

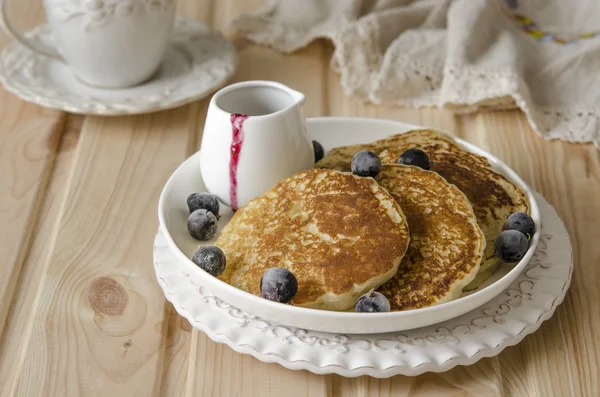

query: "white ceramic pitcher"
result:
(199, 81), (314, 211)
(0, 0), (176, 88)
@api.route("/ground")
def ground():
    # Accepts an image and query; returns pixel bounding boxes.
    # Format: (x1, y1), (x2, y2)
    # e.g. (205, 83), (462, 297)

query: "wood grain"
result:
(465, 111), (600, 397)
(0, 115), (82, 396)
(0, 0), (598, 396)
(11, 109), (193, 396)
(0, 0), (64, 343)
(158, 304), (193, 397)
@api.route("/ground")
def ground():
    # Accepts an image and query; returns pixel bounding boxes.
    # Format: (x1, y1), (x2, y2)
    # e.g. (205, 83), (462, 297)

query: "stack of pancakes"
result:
(216, 129), (529, 311)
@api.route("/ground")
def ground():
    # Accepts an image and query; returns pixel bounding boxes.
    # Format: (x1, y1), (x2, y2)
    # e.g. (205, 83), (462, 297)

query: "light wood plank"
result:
(154, 1), (220, 394)
(0, 108), (64, 336)
(332, 366), (503, 397)
(188, 332), (331, 397)
(0, 0), (65, 343)
(11, 107), (194, 396)
(158, 304), (193, 397)
(0, 115), (82, 396)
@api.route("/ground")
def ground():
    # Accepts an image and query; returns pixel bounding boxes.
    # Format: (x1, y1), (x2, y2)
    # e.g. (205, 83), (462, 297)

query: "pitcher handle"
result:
(0, 0), (62, 59)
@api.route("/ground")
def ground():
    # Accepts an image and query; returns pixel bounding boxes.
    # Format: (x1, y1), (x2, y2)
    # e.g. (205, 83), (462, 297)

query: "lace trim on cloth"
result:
(228, 4), (600, 149)
(443, 66), (600, 147)
(330, 16), (445, 107)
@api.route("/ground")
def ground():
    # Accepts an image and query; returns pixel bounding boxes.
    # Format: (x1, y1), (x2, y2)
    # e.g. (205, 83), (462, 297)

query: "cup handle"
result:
(0, 0), (62, 59)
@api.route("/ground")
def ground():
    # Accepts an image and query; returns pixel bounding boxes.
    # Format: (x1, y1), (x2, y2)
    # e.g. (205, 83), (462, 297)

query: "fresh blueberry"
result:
(260, 268), (298, 304)
(355, 291), (391, 313)
(187, 193), (219, 216)
(192, 246), (226, 277)
(504, 212), (535, 238)
(494, 230), (529, 263)
(351, 150), (382, 177)
(398, 148), (430, 170)
(313, 140), (325, 163)
(187, 209), (218, 241)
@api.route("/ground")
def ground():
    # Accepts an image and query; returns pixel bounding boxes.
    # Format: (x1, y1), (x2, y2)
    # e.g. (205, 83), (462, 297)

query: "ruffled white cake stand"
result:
(154, 193), (572, 377)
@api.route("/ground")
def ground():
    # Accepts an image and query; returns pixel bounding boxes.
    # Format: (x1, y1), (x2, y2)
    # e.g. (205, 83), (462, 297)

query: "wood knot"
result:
(88, 276), (128, 315)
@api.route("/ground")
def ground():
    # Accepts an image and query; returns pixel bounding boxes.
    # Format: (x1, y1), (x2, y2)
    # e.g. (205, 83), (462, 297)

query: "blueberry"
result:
(187, 209), (218, 241)
(192, 246), (226, 276)
(494, 230), (529, 263)
(260, 268), (298, 304)
(351, 150), (382, 177)
(187, 193), (219, 216)
(313, 140), (325, 163)
(355, 291), (391, 313)
(398, 148), (430, 170)
(504, 212), (535, 239)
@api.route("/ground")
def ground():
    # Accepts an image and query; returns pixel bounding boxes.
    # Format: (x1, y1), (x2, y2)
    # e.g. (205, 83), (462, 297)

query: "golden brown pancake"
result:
(375, 165), (485, 310)
(379, 147), (528, 289)
(216, 169), (410, 310)
(315, 129), (465, 171)
(318, 129), (529, 289)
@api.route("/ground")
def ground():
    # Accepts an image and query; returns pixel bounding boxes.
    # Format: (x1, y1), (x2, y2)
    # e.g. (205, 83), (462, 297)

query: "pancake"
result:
(379, 146), (528, 290)
(216, 168), (410, 311)
(375, 165), (485, 310)
(315, 129), (463, 172)
(376, 129), (457, 153)
(318, 129), (529, 289)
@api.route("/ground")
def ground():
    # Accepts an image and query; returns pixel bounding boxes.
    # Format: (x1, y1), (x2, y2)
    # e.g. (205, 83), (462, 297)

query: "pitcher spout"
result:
(286, 87), (306, 107)
(211, 80), (306, 117)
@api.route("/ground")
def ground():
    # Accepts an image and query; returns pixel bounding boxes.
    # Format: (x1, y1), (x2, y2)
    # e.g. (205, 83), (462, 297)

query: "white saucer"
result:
(0, 18), (237, 115)
(154, 193), (572, 377)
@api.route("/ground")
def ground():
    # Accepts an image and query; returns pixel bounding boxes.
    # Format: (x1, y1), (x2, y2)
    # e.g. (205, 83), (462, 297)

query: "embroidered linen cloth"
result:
(229, 0), (600, 148)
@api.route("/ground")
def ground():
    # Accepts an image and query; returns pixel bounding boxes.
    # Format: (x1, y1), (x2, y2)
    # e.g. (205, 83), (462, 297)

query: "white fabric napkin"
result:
(229, 0), (600, 148)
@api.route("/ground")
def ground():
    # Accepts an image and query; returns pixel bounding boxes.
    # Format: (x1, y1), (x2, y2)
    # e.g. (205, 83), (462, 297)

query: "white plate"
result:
(154, 193), (572, 377)
(0, 18), (237, 115)
(158, 117), (541, 334)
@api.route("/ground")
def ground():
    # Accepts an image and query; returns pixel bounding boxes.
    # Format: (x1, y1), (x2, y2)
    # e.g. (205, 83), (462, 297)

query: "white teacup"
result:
(199, 81), (314, 211)
(0, 0), (176, 88)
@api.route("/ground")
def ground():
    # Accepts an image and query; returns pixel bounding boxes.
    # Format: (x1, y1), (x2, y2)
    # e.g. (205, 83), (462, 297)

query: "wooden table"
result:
(1, 1), (598, 396)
